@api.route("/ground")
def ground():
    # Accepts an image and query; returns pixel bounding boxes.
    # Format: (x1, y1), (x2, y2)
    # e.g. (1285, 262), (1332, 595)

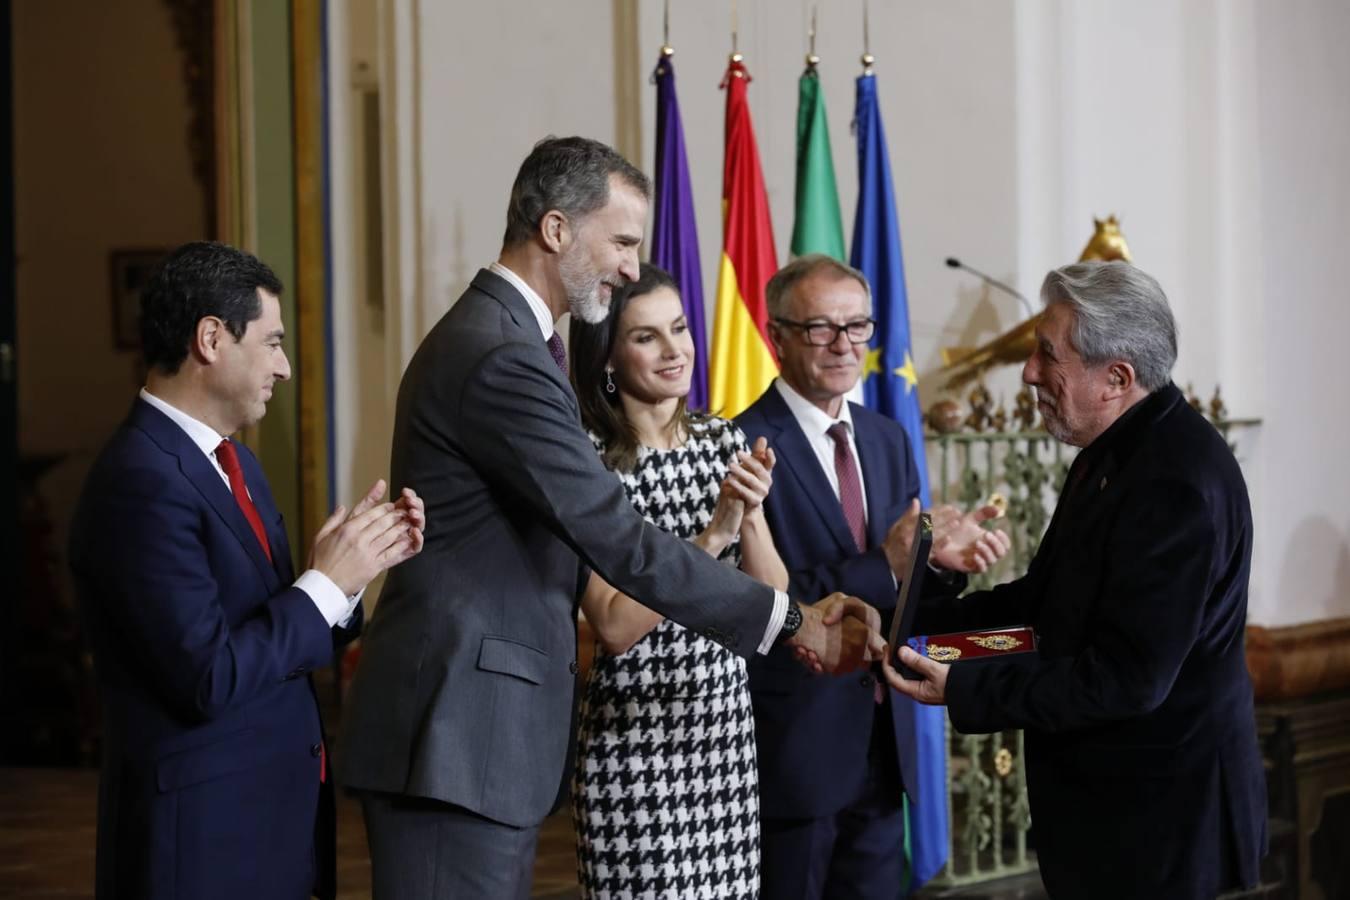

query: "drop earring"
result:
(605, 369), (617, 394)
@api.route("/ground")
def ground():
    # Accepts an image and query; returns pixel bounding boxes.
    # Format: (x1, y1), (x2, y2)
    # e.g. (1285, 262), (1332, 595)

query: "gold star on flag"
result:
(893, 351), (918, 394)
(863, 347), (884, 383)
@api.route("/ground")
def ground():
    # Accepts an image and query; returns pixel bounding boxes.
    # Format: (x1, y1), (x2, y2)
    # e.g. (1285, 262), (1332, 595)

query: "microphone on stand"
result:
(945, 257), (1035, 319)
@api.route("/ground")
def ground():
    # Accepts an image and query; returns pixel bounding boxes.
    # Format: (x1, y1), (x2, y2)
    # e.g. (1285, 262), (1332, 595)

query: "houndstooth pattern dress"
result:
(573, 417), (760, 899)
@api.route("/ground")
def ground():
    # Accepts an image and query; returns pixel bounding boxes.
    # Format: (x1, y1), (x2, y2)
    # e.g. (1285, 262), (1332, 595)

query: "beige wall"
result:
(14, 0), (207, 591)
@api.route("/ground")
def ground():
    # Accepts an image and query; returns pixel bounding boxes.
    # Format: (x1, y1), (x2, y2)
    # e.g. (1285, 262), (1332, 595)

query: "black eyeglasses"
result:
(772, 317), (877, 346)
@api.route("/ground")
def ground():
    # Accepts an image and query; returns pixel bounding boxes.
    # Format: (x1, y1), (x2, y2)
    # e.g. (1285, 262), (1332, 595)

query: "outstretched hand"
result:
(930, 503), (1012, 574)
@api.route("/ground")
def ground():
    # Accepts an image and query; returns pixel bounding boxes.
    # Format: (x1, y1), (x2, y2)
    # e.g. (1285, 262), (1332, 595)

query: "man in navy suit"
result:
(70, 241), (425, 900)
(737, 254), (1009, 899)
(887, 262), (1267, 899)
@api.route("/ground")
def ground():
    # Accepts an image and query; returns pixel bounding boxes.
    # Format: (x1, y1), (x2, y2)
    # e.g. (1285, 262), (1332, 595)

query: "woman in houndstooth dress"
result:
(568, 264), (788, 899)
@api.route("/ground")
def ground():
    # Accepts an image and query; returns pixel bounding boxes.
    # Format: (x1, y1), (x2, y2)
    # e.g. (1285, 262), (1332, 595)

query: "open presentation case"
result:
(888, 512), (1038, 678)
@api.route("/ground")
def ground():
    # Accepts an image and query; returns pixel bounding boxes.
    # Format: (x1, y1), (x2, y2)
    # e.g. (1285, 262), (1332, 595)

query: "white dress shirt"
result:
(774, 378), (870, 522)
(139, 388), (358, 628)
(487, 261), (789, 652)
(489, 261), (554, 340)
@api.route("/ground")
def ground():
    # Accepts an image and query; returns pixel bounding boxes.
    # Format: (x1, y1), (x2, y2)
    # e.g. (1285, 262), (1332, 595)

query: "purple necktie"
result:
(827, 422), (867, 553)
(547, 333), (568, 375)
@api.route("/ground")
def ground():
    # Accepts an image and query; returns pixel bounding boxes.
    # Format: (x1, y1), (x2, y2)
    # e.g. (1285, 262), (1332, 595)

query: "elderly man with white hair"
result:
(888, 261), (1268, 900)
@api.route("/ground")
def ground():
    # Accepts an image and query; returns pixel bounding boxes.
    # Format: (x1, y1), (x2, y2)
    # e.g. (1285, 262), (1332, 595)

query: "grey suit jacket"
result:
(338, 269), (777, 827)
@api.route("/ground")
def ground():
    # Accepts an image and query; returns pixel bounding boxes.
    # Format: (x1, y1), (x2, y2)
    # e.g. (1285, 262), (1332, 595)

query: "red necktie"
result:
(827, 422), (867, 553)
(215, 439), (273, 564)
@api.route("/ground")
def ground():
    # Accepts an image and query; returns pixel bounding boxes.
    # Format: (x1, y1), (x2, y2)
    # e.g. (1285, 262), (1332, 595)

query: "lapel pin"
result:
(1099, 476), (1108, 491)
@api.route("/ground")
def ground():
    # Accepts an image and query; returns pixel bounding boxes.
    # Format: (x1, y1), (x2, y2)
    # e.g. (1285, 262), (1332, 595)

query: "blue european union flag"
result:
(849, 70), (948, 892)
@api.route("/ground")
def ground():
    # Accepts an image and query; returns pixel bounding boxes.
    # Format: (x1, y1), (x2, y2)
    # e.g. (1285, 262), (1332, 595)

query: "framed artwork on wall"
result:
(109, 249), (168, 350)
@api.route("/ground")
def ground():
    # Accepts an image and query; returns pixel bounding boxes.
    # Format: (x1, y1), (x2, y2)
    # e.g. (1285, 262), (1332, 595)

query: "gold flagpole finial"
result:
(661, 0), (673, 55)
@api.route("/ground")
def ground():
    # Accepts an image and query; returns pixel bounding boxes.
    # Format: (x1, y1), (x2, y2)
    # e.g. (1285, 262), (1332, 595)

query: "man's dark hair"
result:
(140, 241), (284, 374)
(502, 136), (651, 247)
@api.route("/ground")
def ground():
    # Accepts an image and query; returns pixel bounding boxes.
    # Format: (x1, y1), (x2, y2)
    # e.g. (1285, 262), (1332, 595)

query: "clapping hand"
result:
(721, 436), (776, 512)
(309, 479), (426, 596)
(930, 503), (1011, 574)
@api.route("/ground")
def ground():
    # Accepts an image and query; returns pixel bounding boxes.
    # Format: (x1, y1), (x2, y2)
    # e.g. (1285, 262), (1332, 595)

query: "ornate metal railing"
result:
(919, 384), (1257, 886)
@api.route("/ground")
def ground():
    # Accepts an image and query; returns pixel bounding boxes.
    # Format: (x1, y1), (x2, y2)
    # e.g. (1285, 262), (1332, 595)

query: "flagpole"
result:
(730, 0), (739, 59)
(807, 5), (819, 69)
(861, 0), (875, 75)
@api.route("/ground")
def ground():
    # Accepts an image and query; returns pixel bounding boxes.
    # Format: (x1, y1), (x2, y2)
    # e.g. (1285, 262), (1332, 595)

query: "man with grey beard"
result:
(339, 136), (886, 899)
(885, 261), (1268, 899)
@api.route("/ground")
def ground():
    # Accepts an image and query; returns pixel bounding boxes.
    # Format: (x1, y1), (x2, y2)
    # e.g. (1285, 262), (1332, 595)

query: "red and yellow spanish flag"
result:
(710, 56), (779, 417)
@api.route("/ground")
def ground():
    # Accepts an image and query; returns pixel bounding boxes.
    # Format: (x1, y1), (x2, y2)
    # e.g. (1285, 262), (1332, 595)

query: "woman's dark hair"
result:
(570, 263), (699, 472)
(140, 241), (283, 374)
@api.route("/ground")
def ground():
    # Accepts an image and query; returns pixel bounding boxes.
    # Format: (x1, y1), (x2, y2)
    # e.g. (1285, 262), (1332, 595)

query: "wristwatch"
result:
(776, 600), (803, 644)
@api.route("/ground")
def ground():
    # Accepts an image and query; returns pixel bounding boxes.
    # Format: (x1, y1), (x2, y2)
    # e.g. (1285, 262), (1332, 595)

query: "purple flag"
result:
(650, 52), (708, 411)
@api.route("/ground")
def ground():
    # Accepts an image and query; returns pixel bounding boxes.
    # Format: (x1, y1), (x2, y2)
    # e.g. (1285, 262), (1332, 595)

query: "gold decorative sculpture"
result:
(940, 216), (1134, 390)
(991, 399), (1009, 433)
(926, 398), (965, 434)
(1078, 215), (1133, 262)
(1013, 386), (1038, 431)
(966, 384), (994, 433)
(1186, 383), (1204, 413)
(1208, 386), (1227, 422)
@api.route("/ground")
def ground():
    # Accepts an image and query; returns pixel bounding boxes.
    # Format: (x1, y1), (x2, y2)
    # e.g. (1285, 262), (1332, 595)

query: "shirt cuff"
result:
(336, 587), (365, 629)
(756, 589), (791, 655)
(295, 569), (360, 628)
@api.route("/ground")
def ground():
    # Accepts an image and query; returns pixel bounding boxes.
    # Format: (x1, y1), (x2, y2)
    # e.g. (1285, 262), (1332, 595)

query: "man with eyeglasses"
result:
(737, 253), (1009, 899)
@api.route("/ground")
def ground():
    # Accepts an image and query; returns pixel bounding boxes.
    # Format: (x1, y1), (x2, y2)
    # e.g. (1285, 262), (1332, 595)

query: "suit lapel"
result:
(758, 389), (859, 555)
(131, 401), (283, 590)
(471, 268), (577, 407)
(240, 448), (295, 583)
(471, 268), (534, 332)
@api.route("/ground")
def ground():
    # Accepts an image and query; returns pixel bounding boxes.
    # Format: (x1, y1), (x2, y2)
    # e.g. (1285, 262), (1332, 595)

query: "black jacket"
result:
(921, 383), (1267, 899)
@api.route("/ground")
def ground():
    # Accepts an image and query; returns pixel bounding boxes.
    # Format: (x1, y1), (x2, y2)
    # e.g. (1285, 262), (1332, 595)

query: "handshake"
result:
(782, 594), (887, 675)
(781, 498), (1013, 675)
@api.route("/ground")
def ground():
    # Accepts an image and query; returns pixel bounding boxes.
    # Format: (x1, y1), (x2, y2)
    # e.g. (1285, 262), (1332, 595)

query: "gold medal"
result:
(926, 644), (962, 661)
(970, 633), (1023, 651)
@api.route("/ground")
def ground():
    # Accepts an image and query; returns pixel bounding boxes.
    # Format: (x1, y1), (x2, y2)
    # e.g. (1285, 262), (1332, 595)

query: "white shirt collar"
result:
(774, 377), (856, 439)
(489, 261), (555, 340)
(139, 387), (228, 458)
